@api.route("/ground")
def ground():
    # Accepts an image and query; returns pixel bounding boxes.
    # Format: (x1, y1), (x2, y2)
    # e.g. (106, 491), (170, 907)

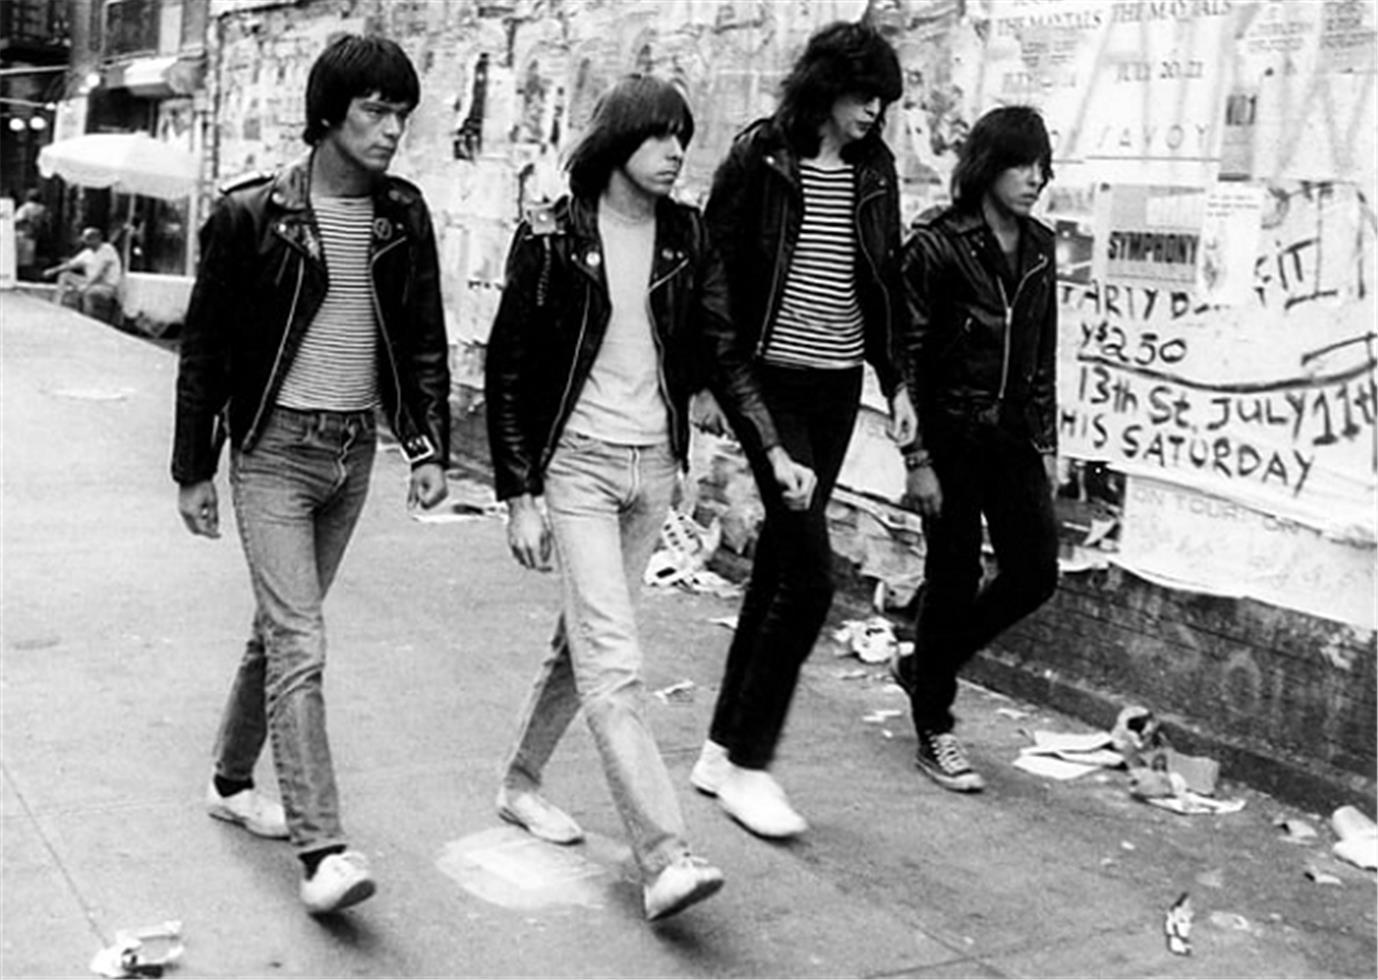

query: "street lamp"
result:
(7, 117), (24, 132)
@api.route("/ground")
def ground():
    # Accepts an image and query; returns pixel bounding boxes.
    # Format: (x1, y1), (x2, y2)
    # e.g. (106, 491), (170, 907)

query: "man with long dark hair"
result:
(692, 20), (916, 839)
(486, 75), (813, 921)
(173, 35), (450, 913)
(893, 105), (1060, 793)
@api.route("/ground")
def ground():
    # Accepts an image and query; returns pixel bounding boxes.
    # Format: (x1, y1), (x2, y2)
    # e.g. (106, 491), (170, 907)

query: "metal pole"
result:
(0, 66), (69, 76)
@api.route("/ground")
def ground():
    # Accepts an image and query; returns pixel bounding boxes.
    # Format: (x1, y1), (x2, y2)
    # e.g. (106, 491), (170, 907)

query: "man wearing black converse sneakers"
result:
(895, 106), (1061, 794)
(175, 36), (450, 914)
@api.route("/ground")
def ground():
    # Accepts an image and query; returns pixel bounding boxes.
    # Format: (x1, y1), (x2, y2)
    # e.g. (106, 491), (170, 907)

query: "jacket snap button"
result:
(587, 250), (601, 267)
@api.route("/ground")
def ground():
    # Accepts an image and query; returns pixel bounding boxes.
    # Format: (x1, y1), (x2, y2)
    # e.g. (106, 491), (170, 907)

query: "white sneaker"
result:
(717, 766), (808, 839)
(689, 740), (730, 796)
(205, 780), (289, 839)
(643, 855), (724, 921)
(300, 850), (376, 915)
(496, 785), (584, 845)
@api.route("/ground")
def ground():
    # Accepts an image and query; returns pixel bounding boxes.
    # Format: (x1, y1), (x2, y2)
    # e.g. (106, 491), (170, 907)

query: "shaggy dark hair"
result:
(303, 35), (420, 145)
(776, 20), (902, 160)
(565, 75), (695, 199)
(950, 105), (1053, 211)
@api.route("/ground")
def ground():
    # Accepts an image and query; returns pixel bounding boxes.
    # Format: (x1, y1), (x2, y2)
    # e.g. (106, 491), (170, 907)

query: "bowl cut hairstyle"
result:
(950, 105), (1054, 211)
(776, 20), (903, 160)
(303, 34), (420, 145)
(565, 75), (695, 199)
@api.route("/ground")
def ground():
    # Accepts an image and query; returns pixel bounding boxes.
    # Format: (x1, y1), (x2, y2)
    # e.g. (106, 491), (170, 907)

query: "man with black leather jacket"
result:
(690, 21), (916, 841)
(172, 36), (450, 914)
(485, 75), (814, 923)
(893, 105), (1061, 794)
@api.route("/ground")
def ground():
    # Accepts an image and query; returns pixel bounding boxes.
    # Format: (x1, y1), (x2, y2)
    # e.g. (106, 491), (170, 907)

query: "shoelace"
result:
(930, 733), (971, 774)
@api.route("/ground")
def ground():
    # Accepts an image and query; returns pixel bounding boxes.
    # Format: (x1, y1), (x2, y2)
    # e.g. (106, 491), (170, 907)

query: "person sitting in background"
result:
(44, 226), (123, 324)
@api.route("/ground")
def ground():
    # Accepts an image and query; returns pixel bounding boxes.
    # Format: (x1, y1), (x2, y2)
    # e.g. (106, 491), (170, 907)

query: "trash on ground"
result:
(411, 478), (502, 523)
(831, 616), (899, 664)
(1012, 729), (1123, 780)
(644, 511), (725, 591)
(1274, 816), (1319, 842)
(708, 615), (738, 630)
(680, 569), (742, 597)
(1209, 910), (1252, 932)
(1164, 893), (1193, 956)
(995, 707), (1031, 720)
(863, 709), (903, 724)
(1127, 766), (1177, 798)
(652, 679), (695, 703)
(1144, 791), (1246, 816)
(1110, 705), (1164, 763)
(1162, 748), (1220, 796)
(1330, 805), (1378, 870)
(1305, 864), (1344, 886)
(1013, 753), (1103, 780)
(90, 921), (183, 979)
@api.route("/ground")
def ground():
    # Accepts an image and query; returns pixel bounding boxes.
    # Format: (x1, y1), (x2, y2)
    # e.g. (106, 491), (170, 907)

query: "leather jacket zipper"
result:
(757, 155), (798, 358)
(370, 235), (409, 441)
(246, 257), (304, 442)
(647, 257), (689, 458)
(540, 295), (592, 470)
(855, 183), (891, 372)
(994, 251), (1049, 402)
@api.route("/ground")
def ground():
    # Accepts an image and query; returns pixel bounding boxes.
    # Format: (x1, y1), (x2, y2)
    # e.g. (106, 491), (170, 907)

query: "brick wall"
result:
(985, 567), (1377, 807)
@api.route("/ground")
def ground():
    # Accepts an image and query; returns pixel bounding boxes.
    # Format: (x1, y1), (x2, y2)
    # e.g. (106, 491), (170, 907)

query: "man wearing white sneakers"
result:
(173, 35), (450, 914)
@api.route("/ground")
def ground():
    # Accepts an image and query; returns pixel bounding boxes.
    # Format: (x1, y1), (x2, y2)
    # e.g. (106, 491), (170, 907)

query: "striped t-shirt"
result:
(276, 196), (379, 411)
(763, 162), (864, 371)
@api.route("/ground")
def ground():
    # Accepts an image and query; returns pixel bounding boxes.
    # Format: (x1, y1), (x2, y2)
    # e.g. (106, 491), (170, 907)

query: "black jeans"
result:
(908, 420), (1059, 734)
(709, 364), (862, 770)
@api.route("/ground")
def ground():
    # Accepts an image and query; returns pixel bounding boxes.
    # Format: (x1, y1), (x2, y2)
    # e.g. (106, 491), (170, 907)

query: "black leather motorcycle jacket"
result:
(172, 152), (451, 485)
(484, 193), (780, 501)
(702, 117), (907, 397)
(900, 205), (1058, 455)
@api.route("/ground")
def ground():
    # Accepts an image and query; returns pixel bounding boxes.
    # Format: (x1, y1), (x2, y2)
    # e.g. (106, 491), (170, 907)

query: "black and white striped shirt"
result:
(276, 196), (379, 411)
(763, 162), (864, 371)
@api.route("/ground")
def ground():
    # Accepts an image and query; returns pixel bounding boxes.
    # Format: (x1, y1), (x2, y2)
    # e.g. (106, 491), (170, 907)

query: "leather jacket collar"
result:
(751, 118), (895, 195)
(267, 151), (420, 263)
(560, 194), (694, 294)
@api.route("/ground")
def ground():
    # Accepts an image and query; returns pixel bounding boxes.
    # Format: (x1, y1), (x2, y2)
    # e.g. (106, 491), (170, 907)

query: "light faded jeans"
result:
(502, 431), (689, 880)
(215, 407), (375, 854)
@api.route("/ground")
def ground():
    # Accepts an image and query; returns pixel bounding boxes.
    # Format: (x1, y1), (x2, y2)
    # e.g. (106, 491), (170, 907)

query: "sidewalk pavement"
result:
(2, 293), (1374, 979)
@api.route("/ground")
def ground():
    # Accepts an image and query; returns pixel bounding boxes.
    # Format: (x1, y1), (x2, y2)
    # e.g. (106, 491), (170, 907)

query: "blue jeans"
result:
(501, 432), (689, 880)
(214, 407), (376, 854)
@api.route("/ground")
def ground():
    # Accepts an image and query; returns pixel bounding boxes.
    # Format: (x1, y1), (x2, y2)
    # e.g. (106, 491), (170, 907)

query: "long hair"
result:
(565, 75), (695, 199)
(950, 106), (1053, 211)
(775, 20), (902, 160)
(303, 35), (420, 145)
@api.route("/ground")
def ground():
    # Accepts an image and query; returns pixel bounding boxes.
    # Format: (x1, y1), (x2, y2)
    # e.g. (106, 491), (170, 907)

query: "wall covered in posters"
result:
(206, 0), (1376, 627)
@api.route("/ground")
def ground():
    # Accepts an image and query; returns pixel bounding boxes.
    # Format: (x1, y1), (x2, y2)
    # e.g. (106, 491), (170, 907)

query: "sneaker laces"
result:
(929, 732), (972, 775)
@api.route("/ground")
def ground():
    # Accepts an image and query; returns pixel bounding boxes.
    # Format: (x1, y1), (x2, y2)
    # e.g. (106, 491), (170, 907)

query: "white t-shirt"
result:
(72, 243), (122, 289)
(563, 204), (669, 445)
